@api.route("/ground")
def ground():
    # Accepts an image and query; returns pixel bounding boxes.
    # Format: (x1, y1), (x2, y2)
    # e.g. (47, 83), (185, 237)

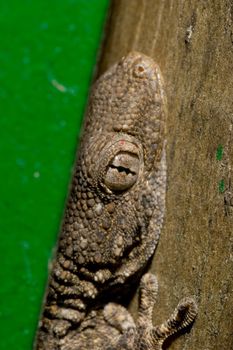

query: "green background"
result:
(0, 1), (109, 349)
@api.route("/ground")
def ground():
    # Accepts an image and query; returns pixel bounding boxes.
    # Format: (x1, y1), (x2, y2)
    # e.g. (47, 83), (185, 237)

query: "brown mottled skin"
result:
(34, 52), (197, 349)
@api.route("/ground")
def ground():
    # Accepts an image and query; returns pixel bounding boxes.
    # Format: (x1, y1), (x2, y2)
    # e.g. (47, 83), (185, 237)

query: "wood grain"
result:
(97, 1), (233, 349)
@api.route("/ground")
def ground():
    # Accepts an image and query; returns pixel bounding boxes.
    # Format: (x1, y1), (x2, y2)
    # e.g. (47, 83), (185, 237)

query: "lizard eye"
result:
(104, 151), (140, 192)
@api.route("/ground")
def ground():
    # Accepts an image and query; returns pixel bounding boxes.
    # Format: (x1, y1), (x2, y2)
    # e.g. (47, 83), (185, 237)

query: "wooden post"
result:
(97, 1), (233, 348)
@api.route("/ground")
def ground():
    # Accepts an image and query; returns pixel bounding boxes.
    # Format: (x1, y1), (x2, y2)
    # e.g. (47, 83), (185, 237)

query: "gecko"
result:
(34, 52), (197, 350)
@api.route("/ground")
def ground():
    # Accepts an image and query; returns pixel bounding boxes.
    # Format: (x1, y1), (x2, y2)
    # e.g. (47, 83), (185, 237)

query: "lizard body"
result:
(35, 52), (197, 350)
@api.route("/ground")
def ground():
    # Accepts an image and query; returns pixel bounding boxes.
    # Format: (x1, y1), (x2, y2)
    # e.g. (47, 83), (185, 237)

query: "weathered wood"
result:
(97, 1), (233, 349)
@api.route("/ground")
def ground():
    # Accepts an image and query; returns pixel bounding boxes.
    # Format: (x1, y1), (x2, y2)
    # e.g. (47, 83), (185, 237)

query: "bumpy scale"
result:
(35, 52), (197, 350)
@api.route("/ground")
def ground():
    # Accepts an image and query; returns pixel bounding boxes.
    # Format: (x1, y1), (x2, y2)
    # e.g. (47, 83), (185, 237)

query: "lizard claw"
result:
(151, 296), (198, 346)
(105, 273), (198, 349)
(137, 273), (198, 349)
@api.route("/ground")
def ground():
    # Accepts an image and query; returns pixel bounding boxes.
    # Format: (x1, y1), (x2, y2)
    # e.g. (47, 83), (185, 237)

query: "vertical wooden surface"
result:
(98, 1), (233, 349)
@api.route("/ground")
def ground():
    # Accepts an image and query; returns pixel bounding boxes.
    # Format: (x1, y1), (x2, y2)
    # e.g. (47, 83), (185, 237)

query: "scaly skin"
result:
(34, 52), (197, 350)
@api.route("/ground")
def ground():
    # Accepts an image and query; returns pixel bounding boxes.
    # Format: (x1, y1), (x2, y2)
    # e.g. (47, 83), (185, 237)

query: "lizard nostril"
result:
(104, 151), (140, 192)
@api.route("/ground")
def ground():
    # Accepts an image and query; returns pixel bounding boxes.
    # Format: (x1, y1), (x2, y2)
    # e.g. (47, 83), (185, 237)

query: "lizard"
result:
(34, 52), (197, 350)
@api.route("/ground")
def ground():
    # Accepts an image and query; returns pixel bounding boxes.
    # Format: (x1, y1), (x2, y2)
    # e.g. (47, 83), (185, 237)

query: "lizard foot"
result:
(104, 273), (198, 349)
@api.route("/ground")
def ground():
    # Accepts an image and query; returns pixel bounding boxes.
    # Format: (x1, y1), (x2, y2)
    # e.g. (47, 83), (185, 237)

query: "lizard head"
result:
(60, 52), (167, 283)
